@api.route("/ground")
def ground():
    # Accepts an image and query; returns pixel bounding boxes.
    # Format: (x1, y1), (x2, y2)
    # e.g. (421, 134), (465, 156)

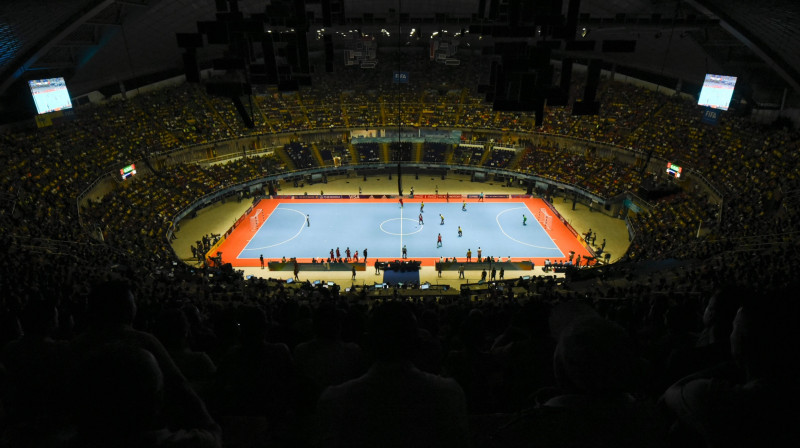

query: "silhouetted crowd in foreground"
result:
(2, 263), (799, 447)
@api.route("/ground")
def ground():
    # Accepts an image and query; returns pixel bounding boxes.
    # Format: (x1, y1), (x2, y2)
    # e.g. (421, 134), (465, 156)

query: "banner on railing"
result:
(228, 204), (255, 237)
(409, 194), (441, 199)
(623, 198), (642, 213)
(205, 236), (226, 264)
(542, 199), (579, 238)
(271, 194), (346, 199)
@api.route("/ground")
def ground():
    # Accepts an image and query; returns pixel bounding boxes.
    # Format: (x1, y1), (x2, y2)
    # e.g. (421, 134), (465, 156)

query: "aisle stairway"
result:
(413, 142), (423, 162)
(445, 145), (455, 164)
(506, 146), (529, 170)
(478, 144), (491, 166)
(454, 88), (469, 125)
(310, 143), (325, 166)
(274, 145), (296, 171)
(347, 143), (360, 163)
(380, 143), (390, 162)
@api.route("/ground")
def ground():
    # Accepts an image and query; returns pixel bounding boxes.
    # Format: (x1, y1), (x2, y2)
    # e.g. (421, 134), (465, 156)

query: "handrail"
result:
(620, 191), (656, 211)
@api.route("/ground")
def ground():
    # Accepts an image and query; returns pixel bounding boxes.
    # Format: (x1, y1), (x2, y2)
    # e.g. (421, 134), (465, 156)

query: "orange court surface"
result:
(210, 194), (596, 269)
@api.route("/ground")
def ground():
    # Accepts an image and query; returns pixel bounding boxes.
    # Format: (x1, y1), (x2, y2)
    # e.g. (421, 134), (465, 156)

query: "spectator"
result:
(212, 305), (298, 419)
(444, 309), (498, 413)
(69, 280), (219, 436)
(70, 343), (221, 448)
(153, 308), (217, 390)
(293, 303), (366, 394)
(662, 285), (800, 447)
(1, 299), (71, 448)
(317, 301), (469, 448)
(489, 302), (666, 447)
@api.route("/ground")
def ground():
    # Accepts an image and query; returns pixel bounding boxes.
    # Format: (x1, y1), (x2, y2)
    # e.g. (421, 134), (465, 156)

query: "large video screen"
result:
(28, 77), (73, 114)
(697, 74), (737, 111)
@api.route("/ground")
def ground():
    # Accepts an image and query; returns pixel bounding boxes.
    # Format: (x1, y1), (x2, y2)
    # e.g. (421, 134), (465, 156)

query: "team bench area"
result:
(268, 261), (367, 271)
(436, 261), (535, 271)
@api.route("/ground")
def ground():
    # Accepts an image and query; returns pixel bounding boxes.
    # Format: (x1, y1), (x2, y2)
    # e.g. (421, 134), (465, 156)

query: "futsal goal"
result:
(537, 207), (553, 231)
(250, 209), (263, 231)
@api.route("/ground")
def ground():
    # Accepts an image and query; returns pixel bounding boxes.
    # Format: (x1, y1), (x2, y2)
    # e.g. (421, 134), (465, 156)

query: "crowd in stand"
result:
(2, 58), (800, 447)
(353, 142), (381, 162)
(484, 147), (515, 168)
(422, 142), (449, 163)
(2, 249), (798, 447)
(389, 142), (413, 161)
(284, 142), (316, 169)
(316, 142), (350, 166)
(452, 144), (486, 165)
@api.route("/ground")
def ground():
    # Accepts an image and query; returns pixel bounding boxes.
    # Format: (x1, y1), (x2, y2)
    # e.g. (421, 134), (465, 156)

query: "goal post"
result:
(543, 214), (552, 231)
(250, 209), (263, 231)
(537, 207), (553, 231)
(537, 207), (547, 223)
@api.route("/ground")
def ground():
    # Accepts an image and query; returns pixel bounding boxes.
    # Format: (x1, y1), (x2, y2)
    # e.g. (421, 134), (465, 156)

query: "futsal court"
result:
(214, 195), (593, 268)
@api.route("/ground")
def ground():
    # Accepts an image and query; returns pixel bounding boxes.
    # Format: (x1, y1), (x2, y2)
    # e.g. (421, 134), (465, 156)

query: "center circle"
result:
(380, 218), (424, 236)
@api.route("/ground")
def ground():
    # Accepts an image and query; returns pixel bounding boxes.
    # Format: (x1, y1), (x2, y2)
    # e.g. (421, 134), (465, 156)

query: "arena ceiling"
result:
(1, 0), (799, 117)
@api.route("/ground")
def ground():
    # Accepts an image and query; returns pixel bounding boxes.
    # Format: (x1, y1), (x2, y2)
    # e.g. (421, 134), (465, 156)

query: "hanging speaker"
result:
(565, 0), (581, 40)
(560, 58), (573, 91)
(182, 51), (200, 83)
(584, 58), (601, 103)
(322, 0), (332, 26)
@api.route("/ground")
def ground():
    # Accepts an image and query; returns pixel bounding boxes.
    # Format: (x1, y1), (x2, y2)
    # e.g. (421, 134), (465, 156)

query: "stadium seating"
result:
(3, 60), (800, 448)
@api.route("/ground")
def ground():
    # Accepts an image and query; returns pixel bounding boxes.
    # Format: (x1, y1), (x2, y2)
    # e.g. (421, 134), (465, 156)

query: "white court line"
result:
(495, 206), (563, 252)
(380, 218), (423, 236)
(400, 202), (403, 254)
(238, 207), (307, 256)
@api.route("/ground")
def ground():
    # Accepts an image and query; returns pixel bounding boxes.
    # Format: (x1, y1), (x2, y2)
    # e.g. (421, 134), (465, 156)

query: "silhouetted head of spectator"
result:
(419, 309), (440, 337)
(182, 304), (203, 328)
(551, 302), (637, 395)
(702, 285), (742, 347)
(549, 301), (596, 340)
(459, 309), (486, 349)
(236, 305), (268, 344)
(664, 301), (695, 335)
(73, 344), (163, 436)
(313, 303), (342, 340)
(731, 284), (800, 380)
(515, 300), (551, 338)
(20, 299), (58, 337)
(0, 312), (22, 346)
(275, 299), (300, 327)
(367, 301), (420, 362)
(154, 308), (190, 351)
(341, 305), (367, 343)
(87, 280), (136, 327)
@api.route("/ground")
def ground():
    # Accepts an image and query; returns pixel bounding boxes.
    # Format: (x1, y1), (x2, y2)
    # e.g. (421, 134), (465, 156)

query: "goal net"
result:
(250, 209), (263, 231)
(537, 207), (553, 231)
